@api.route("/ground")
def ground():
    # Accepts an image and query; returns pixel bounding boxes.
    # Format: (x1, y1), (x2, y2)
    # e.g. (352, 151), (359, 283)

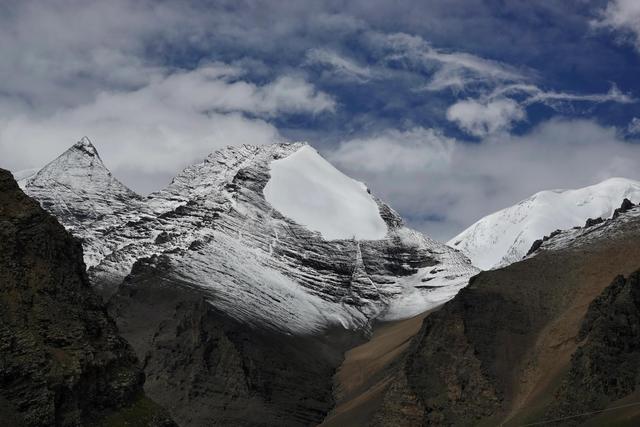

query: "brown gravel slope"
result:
(321, 311), (431, 427)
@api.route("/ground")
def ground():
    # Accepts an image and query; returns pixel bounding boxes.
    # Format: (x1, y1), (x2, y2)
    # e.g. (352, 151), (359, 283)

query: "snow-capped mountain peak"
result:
(20, 139), (479, 334)
(20, 138), (145, 267)
(21, 136), (132, 197)
(74, 136), (100, 158)
(449, 177), (640, 270)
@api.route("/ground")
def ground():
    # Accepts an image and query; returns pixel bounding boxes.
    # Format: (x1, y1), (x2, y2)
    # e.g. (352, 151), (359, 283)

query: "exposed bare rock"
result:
(0, 169), (174, 427)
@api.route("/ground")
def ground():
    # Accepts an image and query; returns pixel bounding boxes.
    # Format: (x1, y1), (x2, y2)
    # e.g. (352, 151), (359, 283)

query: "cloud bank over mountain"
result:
(1, 0), (639, 239)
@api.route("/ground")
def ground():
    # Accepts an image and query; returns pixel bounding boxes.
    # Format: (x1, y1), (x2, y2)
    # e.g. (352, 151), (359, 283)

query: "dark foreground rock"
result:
(0, 169), (174, 427)
(109, 255), (365, 427)
(545, 270), (640, 424)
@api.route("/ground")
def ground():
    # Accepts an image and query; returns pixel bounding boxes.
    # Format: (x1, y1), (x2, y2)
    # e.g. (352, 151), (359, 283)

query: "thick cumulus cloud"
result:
(446, 98), (525, 137)
(329, 119), (640, 240)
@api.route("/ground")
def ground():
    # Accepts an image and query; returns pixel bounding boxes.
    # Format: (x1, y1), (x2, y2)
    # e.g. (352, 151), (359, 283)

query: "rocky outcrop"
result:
(613, 198), (636, 219)
(525, 229), (561, 257)
(545, 271), (640, 424)
(584, 216), (604, 228)
(0, 169), (173, 426)
(109, 255), (364, 427)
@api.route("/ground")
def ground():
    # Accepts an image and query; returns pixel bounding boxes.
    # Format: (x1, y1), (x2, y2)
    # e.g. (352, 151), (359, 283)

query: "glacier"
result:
(263, 145), (388, 240)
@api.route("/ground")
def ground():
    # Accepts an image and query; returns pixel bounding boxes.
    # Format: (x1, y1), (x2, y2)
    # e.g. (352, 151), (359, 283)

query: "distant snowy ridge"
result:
(449, 177), (640, 270)
(20, 138), (478, 334)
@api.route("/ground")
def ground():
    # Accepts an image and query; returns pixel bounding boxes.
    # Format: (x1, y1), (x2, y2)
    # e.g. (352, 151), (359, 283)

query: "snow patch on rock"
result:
(263, 145), (388, 240)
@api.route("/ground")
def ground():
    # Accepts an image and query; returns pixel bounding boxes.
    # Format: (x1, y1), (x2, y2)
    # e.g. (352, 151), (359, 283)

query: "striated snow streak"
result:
(449, 177), (640, 270)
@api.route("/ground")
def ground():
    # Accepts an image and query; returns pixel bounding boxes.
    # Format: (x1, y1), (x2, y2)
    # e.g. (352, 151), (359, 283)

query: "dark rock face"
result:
(0, 169), (173, 427)
(109, 255), (365, 427)
(525, 229), (562, 257)
(525, 238), (544, 257)
(584, 216), (604, 228)
(613, 198), (636, 219)
(546, 271), (640, 423)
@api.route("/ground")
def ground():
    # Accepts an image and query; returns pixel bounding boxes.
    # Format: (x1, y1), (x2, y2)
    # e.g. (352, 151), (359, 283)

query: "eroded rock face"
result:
(546, 271), (640, 423)
(0, 169), (173, 427)
(109, 255), (364, 427)
(18, 140), (478, 425)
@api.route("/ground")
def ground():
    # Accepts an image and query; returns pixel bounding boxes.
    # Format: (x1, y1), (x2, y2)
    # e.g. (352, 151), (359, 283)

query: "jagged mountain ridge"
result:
(449, 177), (640, 269)
(21, 138), (478, 334)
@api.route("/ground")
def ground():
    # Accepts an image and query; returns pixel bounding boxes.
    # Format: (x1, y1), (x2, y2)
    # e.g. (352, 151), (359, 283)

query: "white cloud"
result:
(492, 83), (635, 106)
(445, 84), (634, 138)
(366, 31), (634, 138)
(446, 98), (526, 137)
(0, 63), (336, 193)
(592, 0), (640, 51)
(0, 2), (336, 193)
(629, 117), (640, 134)
(328, 128), (454, 173)
(329, 119), (640, 241)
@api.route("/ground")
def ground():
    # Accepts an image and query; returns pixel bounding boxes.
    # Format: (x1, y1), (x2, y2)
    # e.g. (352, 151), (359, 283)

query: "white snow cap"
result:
(263, 145), (388, 240)
(449, 177), (640, 269)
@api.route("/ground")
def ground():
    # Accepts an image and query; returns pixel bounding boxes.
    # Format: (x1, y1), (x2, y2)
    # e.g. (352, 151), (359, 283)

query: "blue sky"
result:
(1, 0), (640, 240)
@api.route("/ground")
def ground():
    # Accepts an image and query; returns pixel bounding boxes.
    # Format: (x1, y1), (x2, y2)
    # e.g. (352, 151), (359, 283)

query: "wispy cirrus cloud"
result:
(370, 32), (526, 92)
(446, 83), (635, 138)
(304, 48), (373, 82)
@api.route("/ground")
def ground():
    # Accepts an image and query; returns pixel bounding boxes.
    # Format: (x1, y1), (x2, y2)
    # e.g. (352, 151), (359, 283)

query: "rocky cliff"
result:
(0, 168), (173, 427)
